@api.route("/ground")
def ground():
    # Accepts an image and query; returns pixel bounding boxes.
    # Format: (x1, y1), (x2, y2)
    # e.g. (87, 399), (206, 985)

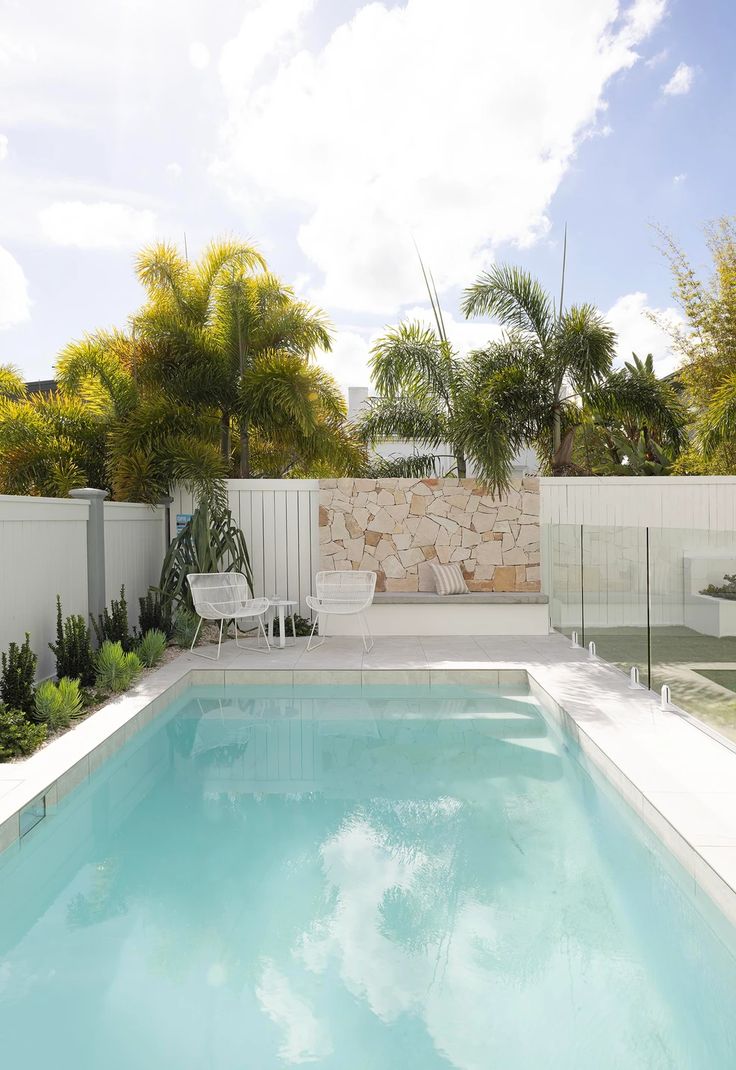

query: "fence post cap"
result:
(69, 487), (110, 500)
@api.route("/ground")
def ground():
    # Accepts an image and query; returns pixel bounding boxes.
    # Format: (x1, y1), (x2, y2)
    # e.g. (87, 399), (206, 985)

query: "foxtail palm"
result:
(356, 321), (470, 477)
(462, 265), (617, 471)
(56, 330), (228, 505)
(133, 240), (335, 477)
(0, 390), (107, 496)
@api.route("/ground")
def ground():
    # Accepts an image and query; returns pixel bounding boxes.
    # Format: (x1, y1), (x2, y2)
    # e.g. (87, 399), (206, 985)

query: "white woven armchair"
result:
(306, 570), (377, 652)
(187, 572), (270, 660)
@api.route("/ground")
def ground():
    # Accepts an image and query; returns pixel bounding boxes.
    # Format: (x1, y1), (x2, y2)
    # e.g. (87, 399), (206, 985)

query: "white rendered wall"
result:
(0, 496), (89, 680)
(169, 481), (320, 616)
(104, 503), (167, 631)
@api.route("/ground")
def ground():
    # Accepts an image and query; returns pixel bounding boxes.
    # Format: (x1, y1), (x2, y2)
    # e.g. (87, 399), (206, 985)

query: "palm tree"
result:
(462, 265), (617, 471)
(55, 331), (228, 505)
(355, 321), (471, 477)
(1, 237), (363, 502)
(0, 389), (108, 496)
(133, 239), (341, 477)
(577, 353), (688, 474)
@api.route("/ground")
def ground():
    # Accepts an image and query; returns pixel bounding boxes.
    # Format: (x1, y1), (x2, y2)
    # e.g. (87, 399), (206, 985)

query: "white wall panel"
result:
(104, 503), (166, 630)
(0, 496), (89, 680)
(540, 477), (736, 531)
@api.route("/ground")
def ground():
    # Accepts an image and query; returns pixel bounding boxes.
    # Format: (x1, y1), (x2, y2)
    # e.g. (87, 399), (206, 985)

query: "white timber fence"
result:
(0, 492), (167, 681)
(104, 502), (168, 629)
(540, 477), (736, 632)
(169, 480), (320, 616)
(540, 476), (736, 530)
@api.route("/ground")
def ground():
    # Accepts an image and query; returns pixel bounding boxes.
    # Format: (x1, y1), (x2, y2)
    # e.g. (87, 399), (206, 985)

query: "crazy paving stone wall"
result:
(318, 477), (540, 592)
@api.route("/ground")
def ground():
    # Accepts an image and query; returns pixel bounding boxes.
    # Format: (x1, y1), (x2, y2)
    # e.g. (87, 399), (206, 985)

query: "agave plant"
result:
(95, 641), (141, 693)
(136, 629), (168, 668)
(159, 499), (253, 613)
(34, 677), (83, 729)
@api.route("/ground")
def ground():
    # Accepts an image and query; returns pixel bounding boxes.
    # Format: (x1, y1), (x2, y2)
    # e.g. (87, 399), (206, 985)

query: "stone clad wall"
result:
(318, 477), (540, 592)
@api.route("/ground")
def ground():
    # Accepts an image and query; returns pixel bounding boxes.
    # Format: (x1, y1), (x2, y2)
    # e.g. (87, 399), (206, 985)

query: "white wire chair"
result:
(187, 572), (271, 660)
(305, 570), (377, 652)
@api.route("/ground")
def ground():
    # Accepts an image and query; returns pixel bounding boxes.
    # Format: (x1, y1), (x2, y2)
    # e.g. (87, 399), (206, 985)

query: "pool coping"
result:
(2, 640), (736, 946)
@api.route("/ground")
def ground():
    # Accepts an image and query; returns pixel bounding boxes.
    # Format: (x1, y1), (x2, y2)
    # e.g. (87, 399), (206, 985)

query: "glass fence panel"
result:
(649, 527), (736, 743)
(581, 525), (649, 683)
(545, 523), (582, 641)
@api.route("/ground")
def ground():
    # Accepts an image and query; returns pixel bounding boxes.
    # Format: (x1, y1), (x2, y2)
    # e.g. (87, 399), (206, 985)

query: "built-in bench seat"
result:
(373, 592), (548, 605)
(324, 590), (550, 637)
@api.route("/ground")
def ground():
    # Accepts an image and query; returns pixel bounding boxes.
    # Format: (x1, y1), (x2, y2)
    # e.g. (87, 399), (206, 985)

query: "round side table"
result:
(267, 599), (298, 649)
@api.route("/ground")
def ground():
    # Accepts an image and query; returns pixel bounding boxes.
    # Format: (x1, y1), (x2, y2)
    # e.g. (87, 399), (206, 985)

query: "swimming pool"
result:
(1, 682), (735, 1068)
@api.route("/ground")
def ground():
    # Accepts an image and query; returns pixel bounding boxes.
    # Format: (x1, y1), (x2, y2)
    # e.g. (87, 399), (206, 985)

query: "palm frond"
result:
(462, 264), (554, 344)
(369, 321), (452, 404)
(354, 395), (447, 447)
(558, 304), (616, 391)
(699, 373), (736, 455)
(363, 452), (438, 479)
(0, 364), (27, 400)
(56, 332), (139, 417)
(135, 242), (191, 313)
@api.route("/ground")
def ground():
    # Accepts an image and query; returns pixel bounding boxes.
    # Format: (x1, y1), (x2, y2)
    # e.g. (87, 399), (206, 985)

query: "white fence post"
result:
(70, 487), (109, 626)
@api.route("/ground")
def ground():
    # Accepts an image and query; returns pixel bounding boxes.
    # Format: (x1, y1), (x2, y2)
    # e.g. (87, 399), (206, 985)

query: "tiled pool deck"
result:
(2, 632), (736, 940)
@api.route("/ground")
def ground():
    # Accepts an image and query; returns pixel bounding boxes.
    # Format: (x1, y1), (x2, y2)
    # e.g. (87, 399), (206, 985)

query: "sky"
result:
(1, 0), (735, 395)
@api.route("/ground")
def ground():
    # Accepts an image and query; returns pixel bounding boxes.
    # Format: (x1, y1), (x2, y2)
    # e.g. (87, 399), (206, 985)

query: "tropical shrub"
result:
(0, 634), (37, 716)
(173, 609), (200, 649)
(95, 641), (141, 693)
(49, 596), (95, 686)
(34, 677), (83, 730)
(137, 588), (172, 639)
(0, 238), (359, 506)
(92, 586), (134, 652)
(137, 629), (168, 668)
(159, 499), (253, 613)
(0, 705), (46, 761)
(271, 612), (313, 638)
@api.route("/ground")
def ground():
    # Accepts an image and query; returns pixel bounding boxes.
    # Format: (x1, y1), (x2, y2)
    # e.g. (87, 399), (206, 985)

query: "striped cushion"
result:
(429, 562), (468, 595)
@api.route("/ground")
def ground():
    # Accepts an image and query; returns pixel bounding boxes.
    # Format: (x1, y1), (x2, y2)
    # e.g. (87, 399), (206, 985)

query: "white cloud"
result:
(319, 328), (373, 395)
(188, 41), (210, 70)
(321, 307), (502, 397)
(662, 62), (694, 96)
(256, 961), (332, 1063)
(606, 291), (685, 375)
(645, 48), (669, 67)
(219, 0), (315, 98)
(0, 134), (8, 160)
(216, 0), (667, 315)
(0, 244), (31, 328)
(673, 172), (686, 184)
(166, 161), (183, 180)
(38, 200), (157, 249)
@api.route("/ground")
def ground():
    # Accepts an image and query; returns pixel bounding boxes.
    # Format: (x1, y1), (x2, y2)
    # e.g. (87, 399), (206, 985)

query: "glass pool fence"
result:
(544, 523), (736, 746)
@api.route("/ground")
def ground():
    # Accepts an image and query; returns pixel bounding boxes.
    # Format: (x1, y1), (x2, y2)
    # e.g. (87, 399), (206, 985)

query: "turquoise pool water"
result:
(1, 683), (735, 1068)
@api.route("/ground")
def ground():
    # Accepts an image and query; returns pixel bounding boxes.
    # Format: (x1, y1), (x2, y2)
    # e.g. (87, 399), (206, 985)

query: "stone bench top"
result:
(372, 592), (548, 605)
